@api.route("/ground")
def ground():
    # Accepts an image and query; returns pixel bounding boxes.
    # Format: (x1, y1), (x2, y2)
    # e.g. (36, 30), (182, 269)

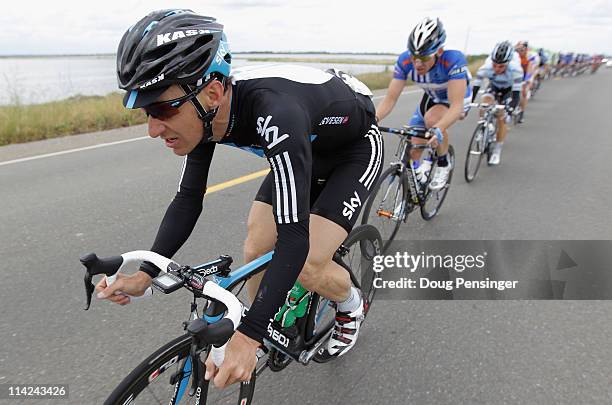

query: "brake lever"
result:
(83, 273), (95, 311)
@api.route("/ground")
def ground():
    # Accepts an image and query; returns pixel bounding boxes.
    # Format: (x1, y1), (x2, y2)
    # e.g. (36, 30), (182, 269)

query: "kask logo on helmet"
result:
(140, 73), (165, 89)
(156, 29), (219, 46)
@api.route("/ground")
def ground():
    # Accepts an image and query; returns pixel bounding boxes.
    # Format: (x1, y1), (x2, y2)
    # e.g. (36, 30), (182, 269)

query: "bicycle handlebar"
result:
(378, 125), (431, 139)
(79, 251), (243, 334)
(468, 102), (507, 110)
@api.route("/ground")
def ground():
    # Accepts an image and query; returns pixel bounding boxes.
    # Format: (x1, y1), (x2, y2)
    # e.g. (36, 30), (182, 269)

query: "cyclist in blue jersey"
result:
(376, 17), (471, 191)
(96, 9), (382, 389)
(472, 41), (523, 165)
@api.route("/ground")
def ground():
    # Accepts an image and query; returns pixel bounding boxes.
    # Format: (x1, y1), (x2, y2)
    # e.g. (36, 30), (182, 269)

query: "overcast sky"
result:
(2, 0), (611, 55)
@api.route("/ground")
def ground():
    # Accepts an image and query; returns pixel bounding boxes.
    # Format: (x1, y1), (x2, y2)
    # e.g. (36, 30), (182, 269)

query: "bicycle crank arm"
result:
(297, 328), (334, 365)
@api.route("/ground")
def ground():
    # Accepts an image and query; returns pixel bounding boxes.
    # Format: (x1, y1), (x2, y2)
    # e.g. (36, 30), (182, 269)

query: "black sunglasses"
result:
(142, 85), (203, 120)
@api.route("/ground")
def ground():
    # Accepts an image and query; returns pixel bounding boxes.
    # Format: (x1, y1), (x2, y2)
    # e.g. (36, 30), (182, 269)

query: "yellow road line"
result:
(206, 168), (270, 194)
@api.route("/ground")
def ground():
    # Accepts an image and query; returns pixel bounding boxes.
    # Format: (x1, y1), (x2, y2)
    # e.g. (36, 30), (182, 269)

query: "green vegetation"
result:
(0, 55), (487, 146)
(0, 93), (147, 146)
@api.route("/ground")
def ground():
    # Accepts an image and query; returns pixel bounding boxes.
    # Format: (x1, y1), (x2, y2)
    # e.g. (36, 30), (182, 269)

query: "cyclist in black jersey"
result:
(95, 9), (382, 388)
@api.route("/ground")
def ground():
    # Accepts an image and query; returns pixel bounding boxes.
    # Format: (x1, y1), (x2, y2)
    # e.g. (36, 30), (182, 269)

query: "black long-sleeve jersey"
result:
(142, 65), (377, 343)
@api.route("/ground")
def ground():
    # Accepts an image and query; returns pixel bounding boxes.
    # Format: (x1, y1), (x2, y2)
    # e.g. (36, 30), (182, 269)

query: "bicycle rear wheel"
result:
(420, 145), (455, 220)
(464, 123), (486, 182)
(361, 164), (409, 252)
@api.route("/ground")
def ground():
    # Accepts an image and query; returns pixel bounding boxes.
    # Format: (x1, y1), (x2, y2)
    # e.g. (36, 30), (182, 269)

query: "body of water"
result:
(0, 54), (395, 105)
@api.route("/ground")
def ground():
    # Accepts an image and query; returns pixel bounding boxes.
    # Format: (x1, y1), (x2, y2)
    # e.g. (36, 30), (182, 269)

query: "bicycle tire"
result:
(106, 278), (258, 405)
(105, 334), (203, 405)
(420, 144), (455, 220)
(361, 164), (408, 252)
(464, 123), (486, 182)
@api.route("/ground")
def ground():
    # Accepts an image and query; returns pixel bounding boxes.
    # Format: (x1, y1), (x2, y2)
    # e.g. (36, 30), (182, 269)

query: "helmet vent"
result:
(143, 42), (178, 62)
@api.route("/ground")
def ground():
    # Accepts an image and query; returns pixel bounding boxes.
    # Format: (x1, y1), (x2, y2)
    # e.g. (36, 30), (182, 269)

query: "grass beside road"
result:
(0, 93), (147, 146)
(0, 56), (486, 146)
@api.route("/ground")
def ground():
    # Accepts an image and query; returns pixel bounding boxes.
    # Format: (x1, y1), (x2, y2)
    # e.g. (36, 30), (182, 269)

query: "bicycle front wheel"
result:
(464, 123), (486, 182)
(421, 144), (455, 220)
(105, 334), (254, 405)
(361, 164), (409, 252)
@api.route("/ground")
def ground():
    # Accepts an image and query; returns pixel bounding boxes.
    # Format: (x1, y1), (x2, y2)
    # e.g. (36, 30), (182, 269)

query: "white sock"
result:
(337, 287), (360, 313)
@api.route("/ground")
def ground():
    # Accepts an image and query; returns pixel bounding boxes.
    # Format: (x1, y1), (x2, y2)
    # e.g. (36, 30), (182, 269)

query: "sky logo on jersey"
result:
(342, 191), (362, 220)
(319, 116), (349, 125)
(156, 29), (217, 46)
(257, 115), (289, 149)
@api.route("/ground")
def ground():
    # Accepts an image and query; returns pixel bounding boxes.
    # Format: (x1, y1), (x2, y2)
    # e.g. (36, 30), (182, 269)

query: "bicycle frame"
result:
(388, 129), (434, 208)
(201, 245), (358, 365)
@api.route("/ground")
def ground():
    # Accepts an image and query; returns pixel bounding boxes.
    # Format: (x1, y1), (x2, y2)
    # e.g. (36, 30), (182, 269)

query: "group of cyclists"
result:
(95, 8), (605, 390)
(554, 52), (605, 76)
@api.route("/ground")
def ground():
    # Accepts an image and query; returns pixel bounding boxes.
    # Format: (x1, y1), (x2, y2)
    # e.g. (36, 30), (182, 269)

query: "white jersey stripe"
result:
(359, 132), (378, 184)
(177, 156), (188, 193)
(281, 152), (299, 222)
(364, 128), (383, 189)
(269, 158), (284, 224)
(274, 154), (291, 224)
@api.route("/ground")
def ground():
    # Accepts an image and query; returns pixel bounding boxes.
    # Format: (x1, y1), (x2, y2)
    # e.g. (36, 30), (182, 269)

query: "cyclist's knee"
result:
(298, 255), (330, 290)
(243, 236), (273, 263)
(424, 106), (445, 128)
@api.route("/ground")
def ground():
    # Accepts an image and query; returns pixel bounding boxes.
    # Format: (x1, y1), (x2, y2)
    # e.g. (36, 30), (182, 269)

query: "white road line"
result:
(0, 89), (422, 167)
(0, 136), (149, 167)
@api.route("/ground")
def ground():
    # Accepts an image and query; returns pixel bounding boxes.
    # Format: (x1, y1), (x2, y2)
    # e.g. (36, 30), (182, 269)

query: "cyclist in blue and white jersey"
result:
(472, 41), (523, 165)
(376, 17), (471, 191)
(537, 48), (549, 79)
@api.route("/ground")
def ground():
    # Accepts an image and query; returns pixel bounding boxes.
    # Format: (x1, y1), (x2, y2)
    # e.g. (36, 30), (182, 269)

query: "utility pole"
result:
(464, 26), (471, 55)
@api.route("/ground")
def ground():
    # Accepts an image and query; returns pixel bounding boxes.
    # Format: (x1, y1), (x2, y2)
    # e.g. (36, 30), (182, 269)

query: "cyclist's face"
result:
(411, 54), (436, 75)
(493, 63), (507, 74)
(146, 85), (204, 156)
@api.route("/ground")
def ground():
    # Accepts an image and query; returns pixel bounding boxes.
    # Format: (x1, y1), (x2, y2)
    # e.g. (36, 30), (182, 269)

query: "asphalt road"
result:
(1, 69), (611, 405)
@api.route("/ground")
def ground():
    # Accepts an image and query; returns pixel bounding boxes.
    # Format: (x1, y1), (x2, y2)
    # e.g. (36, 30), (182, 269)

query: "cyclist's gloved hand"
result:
(427, 127), (444, 147)
(204, 331), (259, 388)
(95, 271), (152, 305)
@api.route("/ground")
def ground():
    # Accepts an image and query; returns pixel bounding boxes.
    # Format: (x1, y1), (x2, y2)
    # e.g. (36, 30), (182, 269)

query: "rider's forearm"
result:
(510, 91), (521, 109)
(237, 220), (310, 344)
(375, 96), (397, 122)
(472, 86), (480, 102)
(139, 197), (204, 278)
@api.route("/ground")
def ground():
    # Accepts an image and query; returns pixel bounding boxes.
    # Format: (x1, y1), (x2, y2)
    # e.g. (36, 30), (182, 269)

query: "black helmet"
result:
(117, 9), (231, 108)
(407, 17), (446, 56)
(491, 41), (514, 64)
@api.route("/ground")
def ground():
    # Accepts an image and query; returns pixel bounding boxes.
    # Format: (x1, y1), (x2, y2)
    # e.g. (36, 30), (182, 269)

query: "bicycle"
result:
(80, 224), (382, 405)
(464, 102), (508, 182)
(360, 125), (455, 252)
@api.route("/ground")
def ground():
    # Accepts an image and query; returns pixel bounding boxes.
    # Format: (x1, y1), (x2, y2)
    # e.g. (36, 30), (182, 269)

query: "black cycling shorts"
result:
(483, 85), (512, 105)
(255, 124), (383, 233)
(419, 93), (450, 116)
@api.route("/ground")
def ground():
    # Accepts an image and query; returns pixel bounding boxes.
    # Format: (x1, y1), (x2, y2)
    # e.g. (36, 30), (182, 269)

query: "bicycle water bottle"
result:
(274, 281), (310, 328)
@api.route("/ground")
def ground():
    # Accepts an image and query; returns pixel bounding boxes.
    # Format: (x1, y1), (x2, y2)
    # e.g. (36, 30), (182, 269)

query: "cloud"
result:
(0, 0), (611, 55)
